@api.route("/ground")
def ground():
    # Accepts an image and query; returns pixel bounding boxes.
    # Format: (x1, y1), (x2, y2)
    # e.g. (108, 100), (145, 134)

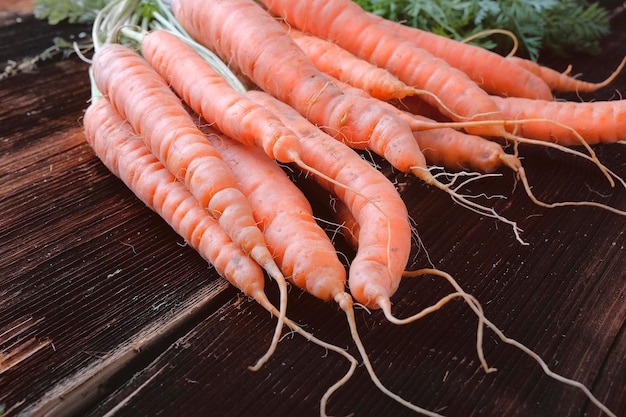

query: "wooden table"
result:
(1, 3), (625, 417)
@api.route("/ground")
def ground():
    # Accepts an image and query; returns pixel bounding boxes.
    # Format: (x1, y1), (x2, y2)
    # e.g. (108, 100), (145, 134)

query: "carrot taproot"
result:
(369, 12), (554, 100)
(140, 28), (357, 200)
(244, 88), (409, 311)
(170, 0), (438, 184)
(195, 96), (451, 417)
(491, 95), (626, 146)
(90, 43), (291, 369)
(334, 76), (626, 220)
(140, 29), (301, 164)
(286, 27), (426, 101)
(413, 122), (519, 174)
(507, 55), (626, 94)
(256, 0), (512, 137)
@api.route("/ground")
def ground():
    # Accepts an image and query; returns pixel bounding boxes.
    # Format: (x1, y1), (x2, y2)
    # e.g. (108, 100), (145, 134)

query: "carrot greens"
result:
(353, 0), (612, 60)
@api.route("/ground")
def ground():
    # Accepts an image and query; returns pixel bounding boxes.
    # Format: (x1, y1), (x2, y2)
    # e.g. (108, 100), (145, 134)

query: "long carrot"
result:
(200, 125), (347, 303)
(193, 91), (455, 417)
(492, 95), (626, 146)
(256, 0), (511, 137)
(140, 29), (301, 164)
(170, 0), (436, 184)
(244, 89), (410, 314)
(507, 55), (626, 94)
(369, 12), (554, 100)
(286, 27), (433, 102)
(413, 122), (519, 174)
(90, 43), (290, 369)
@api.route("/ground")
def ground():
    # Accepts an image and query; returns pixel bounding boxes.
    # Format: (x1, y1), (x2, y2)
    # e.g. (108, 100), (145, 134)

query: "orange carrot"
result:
(200, 125), (347, 302)
(491, 95), (626, 146)
(83, 96), (285, 368)
(244, 89), (411, 311)
(140, 30), (302, 164)
(171, 0), (437, 184)
(370, 12), (554, 100)
(286, 27), (417, 101)
(507, 56), (626, 94)
(91, 43), (292, 369)
(413, 121), (519, 174)
(91, 43), (279, 275)
(196, 94), (449, 417)
(257, 0), (511, 137)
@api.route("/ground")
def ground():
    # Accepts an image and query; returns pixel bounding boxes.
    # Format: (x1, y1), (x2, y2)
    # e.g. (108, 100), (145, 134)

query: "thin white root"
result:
(415, 166), (528, 245)
(257, 294), (359, 417)
(334, 292), (447, 417)
(248, 266), (289, 371)
(389, 268), (496, 374)
(401, 268), (617, 417)
(515, 165), (626, 216)
(480, 315), (617, 417)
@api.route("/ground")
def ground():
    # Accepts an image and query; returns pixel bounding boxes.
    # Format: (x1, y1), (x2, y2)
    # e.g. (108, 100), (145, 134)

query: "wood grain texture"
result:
(1, 8), (625, 417)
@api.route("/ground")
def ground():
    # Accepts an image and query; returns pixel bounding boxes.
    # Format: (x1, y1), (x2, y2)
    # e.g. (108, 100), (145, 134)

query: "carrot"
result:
(84, 95), (361, 415)
(90, 43), (291, 369)
(140, 29), (301, 164)
(369, 12), (554, 100)
(334, 77), (626, 221)
(507, 55), (626, 94)
(243, 89), (413, 313)
(83, 97), (266, 306)
(256, 0), (513, 137)
(170, 0), (438, 184)
(196, 92), (451, 417)
(413, 121), (520, 174)
(200, 125), (347, 303)
(491, 95), (626, 146)
(286, 27), (426, 101)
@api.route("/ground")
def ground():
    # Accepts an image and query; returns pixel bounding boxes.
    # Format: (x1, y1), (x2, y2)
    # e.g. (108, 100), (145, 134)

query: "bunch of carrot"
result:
(79, 0), (624, 415)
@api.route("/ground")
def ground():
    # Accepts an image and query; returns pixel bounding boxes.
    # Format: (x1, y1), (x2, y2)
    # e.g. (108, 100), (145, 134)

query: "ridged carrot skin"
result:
(372, 13), (554, 100)
(413, 120), (516, 173)
(201, 125), (347, 302)
(141, 30), (302, 164)
(287, 28), (413, 101)
(91, 43), (281, 279)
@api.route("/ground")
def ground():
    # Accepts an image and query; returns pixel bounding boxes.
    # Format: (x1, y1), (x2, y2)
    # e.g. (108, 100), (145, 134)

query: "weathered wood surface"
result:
(1, 3), (625, 417)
